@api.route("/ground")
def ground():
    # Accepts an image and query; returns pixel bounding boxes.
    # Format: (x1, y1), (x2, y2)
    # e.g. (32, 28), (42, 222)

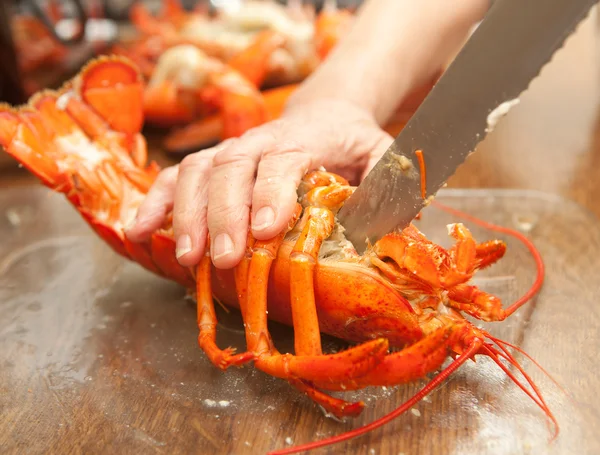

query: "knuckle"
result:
(174, 205), (207, 231)
(260, 141), (313, 176)
(255, 173), (286, 190)
(212, 146), (254, 168)
(209, 202), (248, 228)
(239, 126), (263, 140)
(179, 152), (212, 174)
(253, 175), (290, 204)
(212, 137), (237, 154)
(263, 139), (306, 159)
(154, 165), (178, 185)
(240, 122), (271, 140)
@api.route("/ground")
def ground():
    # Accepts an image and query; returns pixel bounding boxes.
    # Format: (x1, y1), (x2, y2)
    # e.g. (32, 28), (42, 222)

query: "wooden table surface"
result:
(2, 10), (600, 455)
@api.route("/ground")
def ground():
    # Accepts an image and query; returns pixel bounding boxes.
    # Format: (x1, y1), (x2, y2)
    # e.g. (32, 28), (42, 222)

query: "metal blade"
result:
(337, 0), (597, 253)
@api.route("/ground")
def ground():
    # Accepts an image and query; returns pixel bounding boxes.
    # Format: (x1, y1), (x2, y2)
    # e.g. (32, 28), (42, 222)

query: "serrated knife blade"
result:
(337, 0), (598, 253)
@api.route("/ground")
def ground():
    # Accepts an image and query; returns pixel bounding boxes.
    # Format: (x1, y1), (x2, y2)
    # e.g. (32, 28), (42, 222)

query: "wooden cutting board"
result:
(0, 185), (598, 455)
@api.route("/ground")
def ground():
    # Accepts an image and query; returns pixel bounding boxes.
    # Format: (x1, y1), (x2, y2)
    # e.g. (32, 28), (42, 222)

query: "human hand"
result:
(124, 98), (393, 269)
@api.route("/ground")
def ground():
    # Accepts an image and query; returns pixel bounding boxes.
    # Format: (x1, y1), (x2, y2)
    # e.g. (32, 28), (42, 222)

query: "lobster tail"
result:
(0, 56), (148, 189)
(0, 56), (195, 287)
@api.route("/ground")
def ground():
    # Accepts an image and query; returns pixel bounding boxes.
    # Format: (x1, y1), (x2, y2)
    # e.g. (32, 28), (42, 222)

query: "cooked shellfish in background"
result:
(0, 1), (599, 455)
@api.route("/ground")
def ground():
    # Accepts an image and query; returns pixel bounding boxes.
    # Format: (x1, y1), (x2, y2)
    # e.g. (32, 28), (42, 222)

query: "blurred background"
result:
(0, 0), (363, 105)
(2, 0), (384, 170)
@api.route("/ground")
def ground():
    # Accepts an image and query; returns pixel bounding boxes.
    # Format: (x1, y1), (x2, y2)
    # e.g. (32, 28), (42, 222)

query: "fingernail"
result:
(252, 206), (275, 231)
(212, 233), (234, 260)
(176, 234), (193, 258)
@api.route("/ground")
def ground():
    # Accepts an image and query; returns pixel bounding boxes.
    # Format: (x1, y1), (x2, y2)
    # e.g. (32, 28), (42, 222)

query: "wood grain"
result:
(1, 10), (600, 455)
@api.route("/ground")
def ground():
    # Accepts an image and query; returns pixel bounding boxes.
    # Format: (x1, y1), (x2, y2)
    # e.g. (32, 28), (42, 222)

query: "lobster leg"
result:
(248, 207), (388, 385)
(446, 284), (505, 322)
(196, 255), (254, 370)
(233, 232), (256, 321)
(243, 205), (303, 357)
(475, 240), (507, 269)
(289, 207), (334, 356)
(241, 204), (387, 417)
(314, 322), (465, 391)
(231, 208), (365, 416)
(441, 223), (478, 287)
(288, 378), (364, 418)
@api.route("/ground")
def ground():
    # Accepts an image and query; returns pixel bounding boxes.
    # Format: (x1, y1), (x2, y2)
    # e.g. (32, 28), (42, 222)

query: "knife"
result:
(337, 0), (598, 253)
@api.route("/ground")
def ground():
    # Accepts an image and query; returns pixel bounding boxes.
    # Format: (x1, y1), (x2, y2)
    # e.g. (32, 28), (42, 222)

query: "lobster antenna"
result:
(481, 343), (558, 438)
(267, 338), (483, 455)
(486, 343), (549, 409)
(488, 335), (571, 399)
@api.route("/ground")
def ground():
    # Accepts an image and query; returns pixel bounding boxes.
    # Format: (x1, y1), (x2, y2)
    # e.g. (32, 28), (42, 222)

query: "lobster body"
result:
(210, 246), (425, 348)
(0, 57), (556, 454)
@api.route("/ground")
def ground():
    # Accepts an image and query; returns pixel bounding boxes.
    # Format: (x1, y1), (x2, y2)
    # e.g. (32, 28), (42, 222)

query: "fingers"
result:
(250, 140), (312, 240)
(171, 150), (216, 266)
(125, 165), (179, 242)
(125, 105), (391, 273)
(207, 132), (272, 269)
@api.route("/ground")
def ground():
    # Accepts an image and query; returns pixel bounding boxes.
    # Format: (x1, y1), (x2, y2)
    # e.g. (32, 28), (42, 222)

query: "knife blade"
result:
(337, 0), (598, 253)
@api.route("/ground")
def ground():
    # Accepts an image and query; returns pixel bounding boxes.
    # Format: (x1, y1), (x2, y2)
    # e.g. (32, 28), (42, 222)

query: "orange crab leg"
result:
(233, 232), (256, 320)
(196, 254), (254, 370)
(475, 239), (507, 268)
(234, 205), (367, 418)
(288, 379), (364, 418)
(289, 207), (335, 356)
(447, 284), (505, 322)
(316, 323), (462, 390)
(249, 206), (388, 385)
(237, 201), (387, 386)
(269, 337), (485, 455)
(301, 184), (355, 213)
(431, 200), (546, 319)
(244, 205), (303, 354)
(446, 223), (477, 278)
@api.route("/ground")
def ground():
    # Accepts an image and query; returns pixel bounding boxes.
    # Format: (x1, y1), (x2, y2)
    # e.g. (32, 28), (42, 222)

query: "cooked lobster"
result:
(0, 57), (557, 454)
(124, 0), (353, 88)
(110, 0), (434, 154)
(107, 0), (356, 154)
